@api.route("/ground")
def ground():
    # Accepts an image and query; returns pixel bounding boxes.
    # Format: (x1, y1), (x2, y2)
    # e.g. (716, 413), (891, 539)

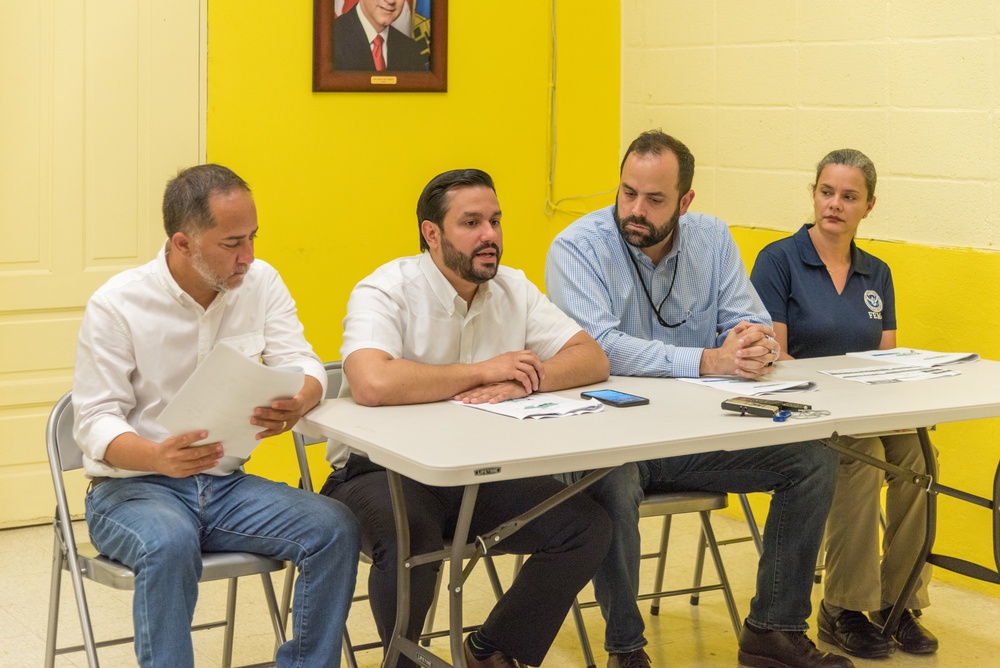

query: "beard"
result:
(191, 247), (248, 294)
(440, 235), (501, 284)
(614, 203), (681, 249)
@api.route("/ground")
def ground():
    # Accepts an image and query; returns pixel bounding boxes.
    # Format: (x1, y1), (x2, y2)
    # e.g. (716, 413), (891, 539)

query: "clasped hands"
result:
(702, 321), (781, 379)
(454, 350), (546, 405)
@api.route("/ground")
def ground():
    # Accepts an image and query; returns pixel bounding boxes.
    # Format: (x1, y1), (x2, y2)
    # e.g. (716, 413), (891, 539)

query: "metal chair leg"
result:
(738, 493), (764, 556)
(689, 525), (708, 606)
(342, 628), (359, 668)
(278, 561), (295, 633)
(261, 572), (287, 655)
(63, 527), (101, 667)
(649, 515), (672, 615)
(699, 511), (742, 638)
(222, 577), (238, 668)
(420, 565), (446, 647)
(45, 531), (64, 668)
(571, 598), (597, 668)
(482, 554), (505, 600)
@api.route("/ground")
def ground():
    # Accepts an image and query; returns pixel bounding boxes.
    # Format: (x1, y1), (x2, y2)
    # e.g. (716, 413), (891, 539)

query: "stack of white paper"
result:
(847, 348), (979, 367)
(677, 377), (816, 395)
(821, 365), (960, 384)
(157, 343), (305, 458)
(451, 393), (604, 420)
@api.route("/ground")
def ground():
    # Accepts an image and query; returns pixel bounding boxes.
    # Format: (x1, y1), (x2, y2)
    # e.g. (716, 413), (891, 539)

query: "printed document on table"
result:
(847, 348), (979, 367)
(451, 393), (604, 420)
(820, 364), (960, 384)
(157, 343), (305, 458)
(676, 377), (817, 395)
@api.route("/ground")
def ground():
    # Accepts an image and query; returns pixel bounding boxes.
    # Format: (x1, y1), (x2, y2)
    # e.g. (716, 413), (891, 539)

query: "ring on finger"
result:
(281, 420), (288, 431)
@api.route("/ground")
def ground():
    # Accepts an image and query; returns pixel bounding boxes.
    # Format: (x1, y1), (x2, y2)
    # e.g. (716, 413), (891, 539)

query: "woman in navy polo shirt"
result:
(750, 149), (938, 660)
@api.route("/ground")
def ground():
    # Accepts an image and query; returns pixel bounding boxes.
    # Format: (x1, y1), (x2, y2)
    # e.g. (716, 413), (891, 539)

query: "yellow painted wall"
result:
(205, 3), (620, 484)
(622, 1), (1000, 596)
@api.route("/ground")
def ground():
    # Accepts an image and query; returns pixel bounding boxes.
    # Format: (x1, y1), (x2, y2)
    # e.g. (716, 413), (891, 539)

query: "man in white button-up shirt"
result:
(73, 164), (360, 668)
(321, 169), (612, 668)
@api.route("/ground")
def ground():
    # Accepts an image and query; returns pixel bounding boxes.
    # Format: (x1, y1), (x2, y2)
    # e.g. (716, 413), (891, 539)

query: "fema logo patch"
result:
(864, 290), (883, 319)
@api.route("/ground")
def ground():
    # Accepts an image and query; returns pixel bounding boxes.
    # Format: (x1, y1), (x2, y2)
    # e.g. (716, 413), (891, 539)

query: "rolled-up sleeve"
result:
(72, 296), (140, 466)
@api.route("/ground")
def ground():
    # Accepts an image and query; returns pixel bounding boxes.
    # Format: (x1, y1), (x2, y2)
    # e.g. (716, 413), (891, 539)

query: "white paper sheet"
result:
(676, 377), (817, 395)
(450, 393), (604, 420)
(157, 343), (305, 458)
(820, 364), (960, 384)
(846, 348), (979, 367)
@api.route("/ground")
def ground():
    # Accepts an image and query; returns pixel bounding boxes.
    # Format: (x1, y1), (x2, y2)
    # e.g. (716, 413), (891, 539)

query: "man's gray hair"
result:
(162, 164), (251, 237)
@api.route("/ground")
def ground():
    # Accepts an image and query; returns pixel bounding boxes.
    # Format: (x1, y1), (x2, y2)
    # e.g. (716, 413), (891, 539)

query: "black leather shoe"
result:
(607, 649), (651, 668)
(817, 603), (893, 658)
(738, 624), (855, 668)
(463, 635), (524, 668)
(870, 607), (939, 654)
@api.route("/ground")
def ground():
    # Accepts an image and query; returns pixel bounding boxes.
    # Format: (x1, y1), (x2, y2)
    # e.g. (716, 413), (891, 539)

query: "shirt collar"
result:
(623, 214), (685, 270)
(355, 5), (389, 43)
(418, 251), (493, 316)
(795, 224), (871, 275)
(156, 242), (231, 312)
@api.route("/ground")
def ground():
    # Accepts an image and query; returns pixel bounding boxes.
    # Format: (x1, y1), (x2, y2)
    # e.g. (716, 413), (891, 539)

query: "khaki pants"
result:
(822, 432), (934, 611)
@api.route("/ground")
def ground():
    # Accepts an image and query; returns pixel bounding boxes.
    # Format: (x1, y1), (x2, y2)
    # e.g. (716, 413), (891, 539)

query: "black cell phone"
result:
(581, 389), (650, 407)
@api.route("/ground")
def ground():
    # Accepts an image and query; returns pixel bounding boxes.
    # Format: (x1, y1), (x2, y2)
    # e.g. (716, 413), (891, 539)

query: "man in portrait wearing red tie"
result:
(333, 0), (428, 72)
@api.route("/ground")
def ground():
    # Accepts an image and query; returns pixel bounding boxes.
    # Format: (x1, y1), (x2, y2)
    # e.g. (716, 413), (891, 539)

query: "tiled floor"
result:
(4, 510), (998, 667)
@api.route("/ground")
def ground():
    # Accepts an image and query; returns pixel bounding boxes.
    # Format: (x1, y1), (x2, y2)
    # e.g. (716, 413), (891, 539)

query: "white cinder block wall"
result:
(621, 0), (1000, 250)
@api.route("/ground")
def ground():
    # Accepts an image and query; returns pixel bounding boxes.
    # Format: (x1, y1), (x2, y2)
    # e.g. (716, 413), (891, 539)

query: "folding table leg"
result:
(448, 484), (480, 668)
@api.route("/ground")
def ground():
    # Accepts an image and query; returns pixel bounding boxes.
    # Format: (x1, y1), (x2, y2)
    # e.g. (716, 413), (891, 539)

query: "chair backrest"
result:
(45, 392), (83, 559)
(47, 391), (82, 473)
(323, 361), (344, 401)
(294, 361), (342, 493)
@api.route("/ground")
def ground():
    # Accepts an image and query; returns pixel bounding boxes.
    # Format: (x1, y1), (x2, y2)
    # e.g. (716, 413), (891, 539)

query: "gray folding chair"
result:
(570, 490), (743, 668)
(285, 361), (505, 668)
(44, 391), (288, 668)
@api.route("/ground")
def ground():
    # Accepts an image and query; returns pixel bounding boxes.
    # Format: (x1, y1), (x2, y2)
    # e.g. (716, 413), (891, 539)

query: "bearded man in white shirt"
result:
(320, 168), (613, 668)
(73, 164), (361, 668)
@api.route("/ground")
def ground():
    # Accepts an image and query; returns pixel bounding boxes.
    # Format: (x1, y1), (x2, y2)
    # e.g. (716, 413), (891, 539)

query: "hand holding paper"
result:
(151, 430), (223, 478)
(251, 376), (322, 440)
(103, 429), (224, 478)
(157, 343), (306, 459)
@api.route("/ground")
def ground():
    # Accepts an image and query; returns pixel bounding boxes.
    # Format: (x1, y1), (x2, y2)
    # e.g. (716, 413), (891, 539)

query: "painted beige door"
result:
(0, 1), (205, 526)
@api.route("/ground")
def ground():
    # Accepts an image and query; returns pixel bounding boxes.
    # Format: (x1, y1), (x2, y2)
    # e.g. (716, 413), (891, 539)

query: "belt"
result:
(88, 476), (112, 492)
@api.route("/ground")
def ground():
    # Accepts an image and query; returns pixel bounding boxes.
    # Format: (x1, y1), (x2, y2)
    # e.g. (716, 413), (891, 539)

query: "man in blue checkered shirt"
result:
(545, 130), (849, 668)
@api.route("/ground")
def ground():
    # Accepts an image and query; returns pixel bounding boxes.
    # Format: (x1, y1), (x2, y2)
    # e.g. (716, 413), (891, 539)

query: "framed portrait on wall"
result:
(313, 0), (448, 92)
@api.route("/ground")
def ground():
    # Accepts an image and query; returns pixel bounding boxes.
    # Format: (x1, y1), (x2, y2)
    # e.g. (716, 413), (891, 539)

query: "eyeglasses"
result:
(625, 246), (688, 328)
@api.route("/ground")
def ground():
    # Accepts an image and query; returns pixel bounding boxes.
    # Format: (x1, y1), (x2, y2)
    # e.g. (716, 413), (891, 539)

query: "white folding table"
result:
(298, 356), (1000, 667)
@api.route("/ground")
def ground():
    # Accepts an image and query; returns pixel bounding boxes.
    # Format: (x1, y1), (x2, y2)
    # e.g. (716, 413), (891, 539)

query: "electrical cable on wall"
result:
(544, 0), (615, 216)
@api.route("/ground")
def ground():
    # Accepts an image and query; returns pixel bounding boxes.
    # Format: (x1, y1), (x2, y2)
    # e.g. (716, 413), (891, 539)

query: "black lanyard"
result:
(625, 246), (687, 328)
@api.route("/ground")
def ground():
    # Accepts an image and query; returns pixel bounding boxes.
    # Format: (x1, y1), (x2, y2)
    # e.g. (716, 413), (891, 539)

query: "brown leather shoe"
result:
(870, 608), (938, 654)
(607, 649), (651, 668)
(463, 635), (524, 668)
(738, 624), (855, 668)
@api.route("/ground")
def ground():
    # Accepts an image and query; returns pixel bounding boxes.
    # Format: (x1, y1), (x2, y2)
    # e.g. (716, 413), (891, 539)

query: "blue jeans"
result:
(558, 440), (837, 652)
(85, 472), (362, 668)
